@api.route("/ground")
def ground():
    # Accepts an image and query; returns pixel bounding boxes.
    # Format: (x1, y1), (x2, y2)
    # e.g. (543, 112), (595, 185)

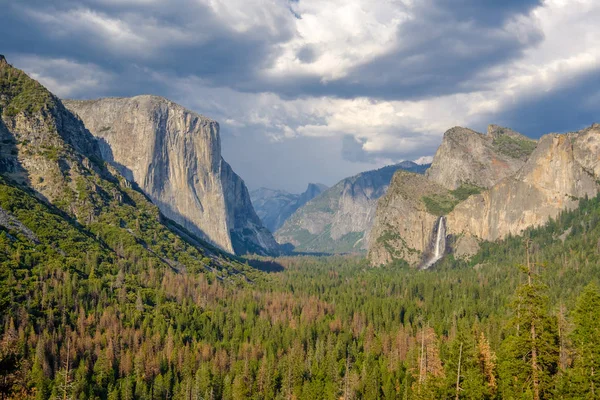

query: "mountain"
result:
(0, 55), (243, 276)
(275, 161), (429, 253)
(250, 183), (328, 232)
(63, 96), (279, 256)
(367, 170), (452, 266)
(447, 125), (600, 250)
(368, 124), (600, 266)
(425, 124), (536, 190)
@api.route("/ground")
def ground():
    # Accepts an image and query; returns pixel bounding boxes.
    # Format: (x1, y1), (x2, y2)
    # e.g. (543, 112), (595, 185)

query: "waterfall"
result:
(421, 216), (446, 269)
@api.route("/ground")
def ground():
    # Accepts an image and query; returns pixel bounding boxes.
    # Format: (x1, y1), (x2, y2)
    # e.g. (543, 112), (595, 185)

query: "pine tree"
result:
(568, 283), (600, 398)
(499, 243), (559, 400)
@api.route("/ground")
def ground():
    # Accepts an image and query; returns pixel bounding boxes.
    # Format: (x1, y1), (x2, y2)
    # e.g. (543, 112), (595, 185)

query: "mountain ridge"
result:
(0, 55), (244, 274)
(368, 124), (600, 266)
(250, 182), (328, 232)
(275, 161), (430, 253)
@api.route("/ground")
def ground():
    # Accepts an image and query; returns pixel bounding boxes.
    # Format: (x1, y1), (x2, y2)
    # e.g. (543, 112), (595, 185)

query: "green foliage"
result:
(565, 283), (600, 397)
(499, 270), (559, 399)
(422, 184), (483, 216)
(292, 227), (365, 254)
(451, 183), (483, 201)
(422, 193), (460, 216)
(493, 134), (537, 159)
(0, 62), (55, 117)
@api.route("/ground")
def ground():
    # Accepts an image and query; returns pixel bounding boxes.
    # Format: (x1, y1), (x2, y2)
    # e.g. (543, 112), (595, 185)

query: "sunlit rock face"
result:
(447, 127), (600, 243)
(276, 162), (429, 254)
(368, 171), (449, 266)
(369, 124), (600, 267)
(426, 125), (535, 190)
(65, 96), (279, 255)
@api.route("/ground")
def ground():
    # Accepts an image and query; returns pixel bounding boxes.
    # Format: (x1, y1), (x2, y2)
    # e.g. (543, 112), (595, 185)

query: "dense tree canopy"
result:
(1, 186), (600, 398)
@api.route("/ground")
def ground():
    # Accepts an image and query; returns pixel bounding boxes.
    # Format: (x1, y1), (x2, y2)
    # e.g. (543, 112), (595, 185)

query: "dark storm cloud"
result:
(0, 0), (294, 97)
(475, 68), (600, 138)
(427, 0), (542, 25)
(296, 46), (317, 64)
(262, 0), (544, 101)
(0, 0), (543, 101)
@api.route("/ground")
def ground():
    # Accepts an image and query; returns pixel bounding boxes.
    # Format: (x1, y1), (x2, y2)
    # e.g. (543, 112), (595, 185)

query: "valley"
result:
(1, 54), (600, 400)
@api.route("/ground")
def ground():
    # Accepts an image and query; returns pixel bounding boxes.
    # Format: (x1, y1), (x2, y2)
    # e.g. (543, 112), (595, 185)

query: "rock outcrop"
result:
(447, 128), (600, 243)
(426, 125), (536, 190)
(0, 55), (243, 274)
(367, 171), (449, 265)
(368, 124), (600, 266)
(276, 161), (429, 254)
(64, 96), (279, 255)
(251, 183), (328, 232)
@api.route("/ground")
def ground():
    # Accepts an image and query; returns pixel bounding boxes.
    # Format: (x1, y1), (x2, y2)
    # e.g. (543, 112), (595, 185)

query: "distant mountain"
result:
(275, 161), (429, 254)
(64, 96), (279, 256)
(251, 183), (328, 232)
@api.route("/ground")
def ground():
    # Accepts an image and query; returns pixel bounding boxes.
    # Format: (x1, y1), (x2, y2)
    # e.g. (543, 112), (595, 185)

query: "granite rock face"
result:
(367, 171), (449, 266)
(64, 96), (279, 255)
(276, 161), (429, 254)
(251, 183), (328, 232)
(368, 124), (600, 266)
(0, 55), (240, 272)
(426, 125), (536, 190)
(447, 128), (600, 242)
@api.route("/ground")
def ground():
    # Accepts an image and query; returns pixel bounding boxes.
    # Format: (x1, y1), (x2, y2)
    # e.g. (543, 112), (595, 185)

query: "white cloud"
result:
(11, 55), (114, 98)
(414, 156), (433, 165)
(7, 0), (600, 190)
(268, 0), (410, 80)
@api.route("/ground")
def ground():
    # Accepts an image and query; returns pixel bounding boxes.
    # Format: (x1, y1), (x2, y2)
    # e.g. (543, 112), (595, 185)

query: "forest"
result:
(1, 179), (600, 399)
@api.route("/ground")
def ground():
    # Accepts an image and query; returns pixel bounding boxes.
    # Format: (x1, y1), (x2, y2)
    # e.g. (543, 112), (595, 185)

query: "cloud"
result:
(341, 135), (371, 163)
(9, 54), (114, 98)
(414, 156), (434, 165)
(264, 0), (544, 100)
(2, 0), (600, 191)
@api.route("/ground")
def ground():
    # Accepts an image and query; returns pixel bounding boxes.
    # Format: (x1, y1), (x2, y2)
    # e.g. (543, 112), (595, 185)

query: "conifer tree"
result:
(568, 283), (600, 398)
(499, 243), (559, 400)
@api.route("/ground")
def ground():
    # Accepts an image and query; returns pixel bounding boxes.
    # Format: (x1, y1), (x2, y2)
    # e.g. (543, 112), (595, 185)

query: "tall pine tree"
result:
(499, 243), (559, 400)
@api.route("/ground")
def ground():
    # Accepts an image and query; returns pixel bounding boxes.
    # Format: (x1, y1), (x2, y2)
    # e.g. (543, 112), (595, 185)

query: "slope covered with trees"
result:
(1, 54), (600, 400)
(1, 186), (600, 398)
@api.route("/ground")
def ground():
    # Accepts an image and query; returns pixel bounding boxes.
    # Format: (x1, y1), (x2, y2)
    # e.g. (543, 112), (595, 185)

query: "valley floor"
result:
(2, 195), (600, 399)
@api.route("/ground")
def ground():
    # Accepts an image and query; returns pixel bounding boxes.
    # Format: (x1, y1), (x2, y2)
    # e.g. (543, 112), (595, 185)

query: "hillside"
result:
(0, 55), (246, 278)
(2, 162), (600, 398)
(275, 161), (429, 254)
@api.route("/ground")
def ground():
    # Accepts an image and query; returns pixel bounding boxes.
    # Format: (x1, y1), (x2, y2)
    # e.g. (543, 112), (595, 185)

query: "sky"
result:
(1, 0), (599, 192)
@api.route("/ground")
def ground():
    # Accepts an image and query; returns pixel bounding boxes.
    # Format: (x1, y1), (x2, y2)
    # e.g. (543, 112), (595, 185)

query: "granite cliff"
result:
(276, 161), (429, 254)
(426, 125), (536, 190)
(447, 126), (600, 246)
(367, 171), (450, 265)
(0, 55), (240, 272)
(369, 124), (600, 267)
(251, 183), (328, 232)
(64, 96), (279, 255)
